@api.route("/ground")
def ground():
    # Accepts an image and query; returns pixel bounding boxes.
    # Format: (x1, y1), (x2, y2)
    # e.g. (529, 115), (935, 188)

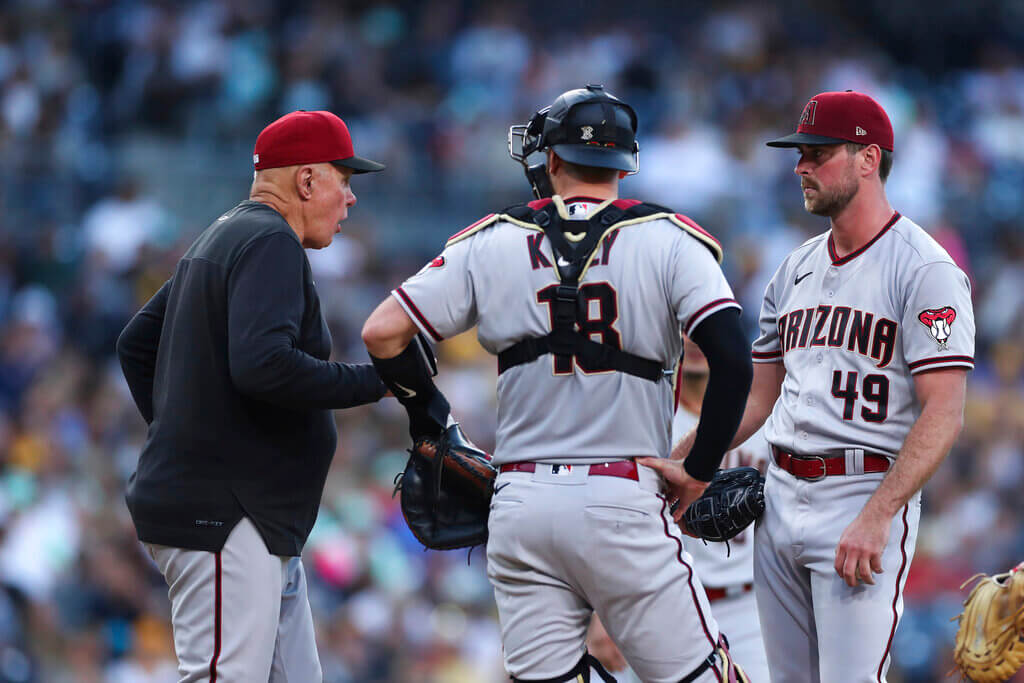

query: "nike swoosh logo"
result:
(556, 256), (571, 267)
(394, 383), (417, 398)
(493, 483), (510, 496)
(794, 271), (813, 285)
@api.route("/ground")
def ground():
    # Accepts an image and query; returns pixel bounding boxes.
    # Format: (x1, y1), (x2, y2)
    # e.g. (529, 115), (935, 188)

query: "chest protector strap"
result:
(497, 201), (665, 383)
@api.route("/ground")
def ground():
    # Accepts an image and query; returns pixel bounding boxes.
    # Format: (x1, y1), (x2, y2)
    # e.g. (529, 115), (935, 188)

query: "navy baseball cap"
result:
(253, 110), (385, 173)
(549, 100), (639, 173)
(767, 91), (894, 152)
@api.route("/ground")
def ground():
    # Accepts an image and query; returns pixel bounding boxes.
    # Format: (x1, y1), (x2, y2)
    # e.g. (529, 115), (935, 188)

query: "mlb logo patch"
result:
(550, 464), (573, 476)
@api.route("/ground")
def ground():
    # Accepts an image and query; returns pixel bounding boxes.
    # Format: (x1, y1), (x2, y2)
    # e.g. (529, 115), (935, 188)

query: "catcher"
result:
(952, 562), (1024, 683)
(363, 84), (755, 682)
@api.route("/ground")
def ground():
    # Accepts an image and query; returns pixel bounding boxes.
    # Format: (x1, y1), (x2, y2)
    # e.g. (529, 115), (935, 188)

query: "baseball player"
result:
(363, 85), (754, 682)
(648, 91), (975, 682)
(589, 337), (771, 682)
(117, 110), (387, 681)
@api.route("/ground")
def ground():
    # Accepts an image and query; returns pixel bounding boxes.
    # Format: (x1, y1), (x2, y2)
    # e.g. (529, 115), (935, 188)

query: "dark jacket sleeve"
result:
(683, 307), (754, 481)
(116, 279), (171, 424)
(226, 233), (386, 410)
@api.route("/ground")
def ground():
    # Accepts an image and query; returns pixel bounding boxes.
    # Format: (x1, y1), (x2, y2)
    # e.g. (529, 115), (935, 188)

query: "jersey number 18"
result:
(536, 282), (621, 374)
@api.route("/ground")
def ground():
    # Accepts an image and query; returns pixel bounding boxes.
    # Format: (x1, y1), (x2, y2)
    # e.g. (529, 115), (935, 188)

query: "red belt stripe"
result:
(772, 447), (890, 479)
(499, 460), (639, 481)
(704, 582), (754, 603)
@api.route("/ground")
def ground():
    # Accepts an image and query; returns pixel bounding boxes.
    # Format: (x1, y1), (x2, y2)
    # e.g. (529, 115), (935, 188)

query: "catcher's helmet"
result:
(509, 84), (639, 173)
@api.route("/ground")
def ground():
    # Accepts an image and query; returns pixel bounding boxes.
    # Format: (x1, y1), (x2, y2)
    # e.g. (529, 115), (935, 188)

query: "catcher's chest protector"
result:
(496, 199), (700, 383)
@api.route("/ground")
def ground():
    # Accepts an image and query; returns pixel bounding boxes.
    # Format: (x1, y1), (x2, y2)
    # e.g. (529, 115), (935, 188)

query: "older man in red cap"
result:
(117, 111), (386, 682)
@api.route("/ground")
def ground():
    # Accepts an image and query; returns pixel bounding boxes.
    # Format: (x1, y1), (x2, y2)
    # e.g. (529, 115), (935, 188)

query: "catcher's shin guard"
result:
(510, 652), (616, 683)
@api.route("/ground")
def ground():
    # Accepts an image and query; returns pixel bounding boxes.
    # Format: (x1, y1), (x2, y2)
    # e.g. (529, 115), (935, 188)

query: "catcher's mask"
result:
(508, 84), (639, 198)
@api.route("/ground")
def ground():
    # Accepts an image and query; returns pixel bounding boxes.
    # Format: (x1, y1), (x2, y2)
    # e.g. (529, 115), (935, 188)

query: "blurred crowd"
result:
(0, 1), (1021, 681)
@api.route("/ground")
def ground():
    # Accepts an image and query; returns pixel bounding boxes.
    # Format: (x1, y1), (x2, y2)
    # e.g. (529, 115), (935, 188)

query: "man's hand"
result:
(636, 457), (709, 524)
(834, 507), (891, 587)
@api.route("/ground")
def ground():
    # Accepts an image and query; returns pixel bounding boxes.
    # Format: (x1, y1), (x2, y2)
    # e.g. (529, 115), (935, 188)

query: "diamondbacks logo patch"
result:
(918, 307), (956, 350)
(799, 100), (818, 126)
(415, 255), (446, 277)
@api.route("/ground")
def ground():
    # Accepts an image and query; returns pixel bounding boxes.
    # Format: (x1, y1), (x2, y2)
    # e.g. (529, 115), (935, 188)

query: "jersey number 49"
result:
(831, 370), (889, 422)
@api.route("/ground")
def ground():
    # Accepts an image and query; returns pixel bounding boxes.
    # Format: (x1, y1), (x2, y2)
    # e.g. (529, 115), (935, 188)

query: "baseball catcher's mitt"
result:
(394, 423), (496, 550)
(952, 562), (1024, 683)
(681, 467), (765, 543)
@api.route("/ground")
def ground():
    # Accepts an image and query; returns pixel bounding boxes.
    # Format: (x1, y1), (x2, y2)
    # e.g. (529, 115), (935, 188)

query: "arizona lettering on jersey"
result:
(394, 197), (740, 465)
(775, 305), (898, 368)
(752, 213), (975, 460)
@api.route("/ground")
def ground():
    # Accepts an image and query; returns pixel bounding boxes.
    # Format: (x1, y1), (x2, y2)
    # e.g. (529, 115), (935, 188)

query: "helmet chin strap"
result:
(524, 162), (554, 199)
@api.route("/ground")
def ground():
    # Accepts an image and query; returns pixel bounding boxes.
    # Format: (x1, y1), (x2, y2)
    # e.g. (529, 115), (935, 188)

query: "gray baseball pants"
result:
(146, 517), (322, 682)
(754, 465), (920, 682)
(487, 462), (732, 683)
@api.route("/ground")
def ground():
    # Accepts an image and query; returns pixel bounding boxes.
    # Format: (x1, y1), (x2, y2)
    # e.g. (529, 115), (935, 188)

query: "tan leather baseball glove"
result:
(952, 562), (1024, 683)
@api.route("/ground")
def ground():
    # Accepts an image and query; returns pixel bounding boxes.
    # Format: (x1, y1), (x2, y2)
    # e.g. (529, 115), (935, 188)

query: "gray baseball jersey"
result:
(394, 197), (739, 465)
(750, 211), (974, 681)
(752, 212), (975, 458)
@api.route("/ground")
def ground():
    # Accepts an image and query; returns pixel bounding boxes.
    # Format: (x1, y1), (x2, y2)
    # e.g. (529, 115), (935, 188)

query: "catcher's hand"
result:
(952, 562), (1024, 683)
(394, 423), (496, 550)
(679, 467), (765, 543)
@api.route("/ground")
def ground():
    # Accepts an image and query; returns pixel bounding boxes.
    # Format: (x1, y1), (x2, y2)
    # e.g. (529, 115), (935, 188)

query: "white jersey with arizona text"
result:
(672, 400), (770, 588)
(751, 212), (975, 459)
(394, 197), (740, 465)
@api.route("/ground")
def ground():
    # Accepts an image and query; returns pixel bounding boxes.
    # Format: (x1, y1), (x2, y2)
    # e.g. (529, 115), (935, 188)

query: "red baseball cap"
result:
(253, 110), (385, 173)
(767, 91), (894, 152)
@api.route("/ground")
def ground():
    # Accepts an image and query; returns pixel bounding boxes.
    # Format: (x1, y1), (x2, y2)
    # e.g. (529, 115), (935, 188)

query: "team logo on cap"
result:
(580, 125), (594, 140)
(799, 100), (818, 126)
(918, 307), (956, 350)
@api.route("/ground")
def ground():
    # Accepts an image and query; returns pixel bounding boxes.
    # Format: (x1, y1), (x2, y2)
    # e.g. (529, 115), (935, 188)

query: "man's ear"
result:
(296, 166), (315, 199)
(547, 149), (561, 176)
(860, 144), (881, 178)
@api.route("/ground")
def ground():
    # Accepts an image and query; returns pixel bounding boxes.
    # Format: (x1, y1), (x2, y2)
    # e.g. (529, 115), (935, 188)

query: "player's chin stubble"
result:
(804, 173), (859, 218)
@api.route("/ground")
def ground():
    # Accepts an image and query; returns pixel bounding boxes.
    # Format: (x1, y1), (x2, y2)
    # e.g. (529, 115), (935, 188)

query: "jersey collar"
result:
(827, 211), (901, 266)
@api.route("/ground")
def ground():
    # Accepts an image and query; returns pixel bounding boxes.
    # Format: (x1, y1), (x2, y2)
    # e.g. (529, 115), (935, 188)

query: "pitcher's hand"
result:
(834, 508), (890, 587)
(636, 457), (709, 525)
